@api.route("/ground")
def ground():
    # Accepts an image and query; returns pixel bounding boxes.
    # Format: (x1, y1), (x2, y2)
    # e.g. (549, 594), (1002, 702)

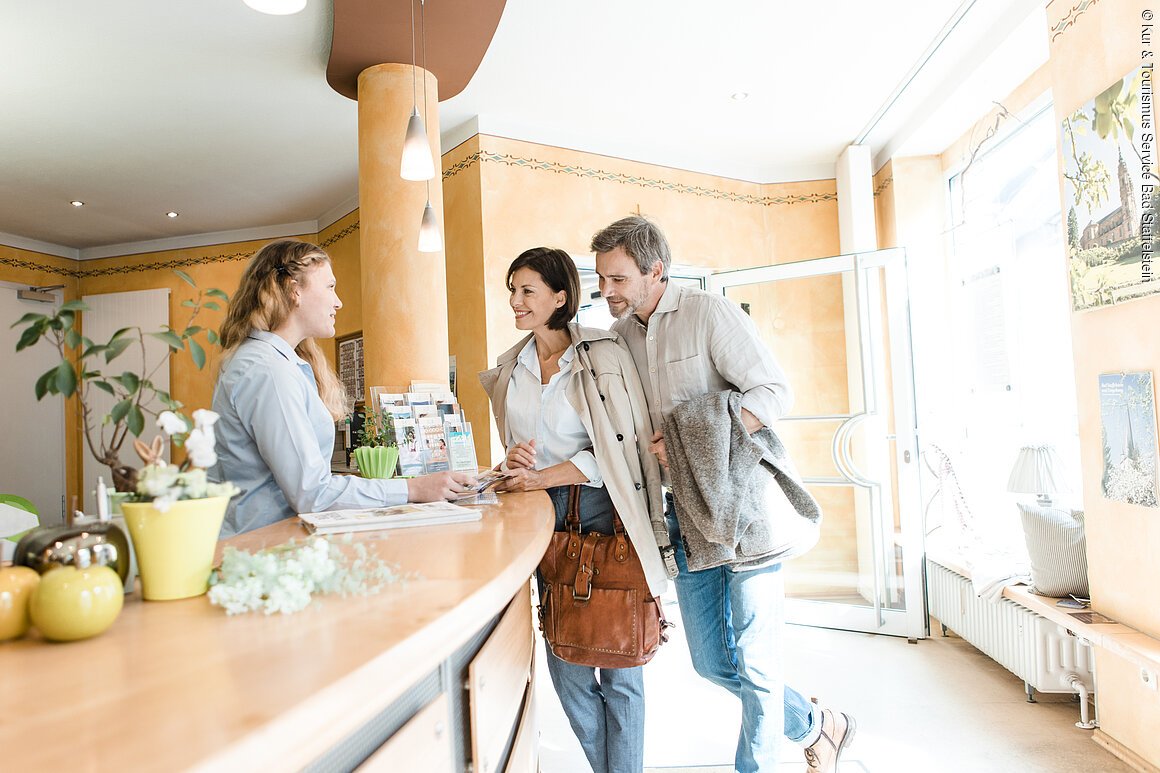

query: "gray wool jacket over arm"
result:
(664, 390), (822, 572)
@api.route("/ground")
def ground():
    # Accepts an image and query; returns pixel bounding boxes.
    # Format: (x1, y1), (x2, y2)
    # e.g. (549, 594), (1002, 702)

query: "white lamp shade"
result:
(1007, 445), (1069, 495)
(400, 108), (435, 181)
(417, 201), (443, 253)
(243, 0), (307, 15)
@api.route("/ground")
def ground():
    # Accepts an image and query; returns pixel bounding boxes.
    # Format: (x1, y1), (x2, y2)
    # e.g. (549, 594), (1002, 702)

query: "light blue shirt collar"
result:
(248, 329), (315, 387)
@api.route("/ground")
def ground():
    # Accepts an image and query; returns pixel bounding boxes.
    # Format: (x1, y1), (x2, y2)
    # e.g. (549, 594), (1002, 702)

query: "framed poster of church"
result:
(1062, 64), (1157, 310)
(337, 332), (364, 405)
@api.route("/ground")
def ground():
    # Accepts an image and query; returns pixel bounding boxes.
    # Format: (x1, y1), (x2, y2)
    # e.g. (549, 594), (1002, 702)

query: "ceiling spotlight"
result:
(731, 92), (749, 101)
(166, 211), (180, 218)
(242, 0), (307, 15)
(70, 200), (84, 207)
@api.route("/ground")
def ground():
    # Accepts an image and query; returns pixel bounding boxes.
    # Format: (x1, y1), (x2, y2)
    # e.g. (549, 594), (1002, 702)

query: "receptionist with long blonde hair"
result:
(212, 239), (475, 536)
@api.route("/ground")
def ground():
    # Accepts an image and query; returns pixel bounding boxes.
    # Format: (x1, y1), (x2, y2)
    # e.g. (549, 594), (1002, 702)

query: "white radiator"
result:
(926, 559), (1095, 696)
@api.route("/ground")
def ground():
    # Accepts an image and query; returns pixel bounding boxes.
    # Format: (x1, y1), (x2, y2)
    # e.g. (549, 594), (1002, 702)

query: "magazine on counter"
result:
(299, 501), (481, 535)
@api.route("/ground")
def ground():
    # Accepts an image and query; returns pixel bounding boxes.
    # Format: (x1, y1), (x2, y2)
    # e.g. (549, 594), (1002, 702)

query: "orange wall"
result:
(443, 134), (840, 465)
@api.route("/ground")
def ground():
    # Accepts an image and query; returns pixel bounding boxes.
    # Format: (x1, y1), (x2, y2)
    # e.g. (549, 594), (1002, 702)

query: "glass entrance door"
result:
(712, 249), (925, 638)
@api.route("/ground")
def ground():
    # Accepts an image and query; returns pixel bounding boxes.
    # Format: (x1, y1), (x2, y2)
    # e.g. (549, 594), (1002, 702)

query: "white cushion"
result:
(1017, 503), (1089, 598)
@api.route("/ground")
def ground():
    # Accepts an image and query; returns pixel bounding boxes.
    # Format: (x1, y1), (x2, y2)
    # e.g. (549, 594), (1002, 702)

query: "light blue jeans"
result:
(541, 485), (645, 773)
(667, 500), (820, 772)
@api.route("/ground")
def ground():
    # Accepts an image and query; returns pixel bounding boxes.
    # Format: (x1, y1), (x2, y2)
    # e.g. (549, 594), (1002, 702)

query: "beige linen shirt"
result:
(612, 281), (793, 435)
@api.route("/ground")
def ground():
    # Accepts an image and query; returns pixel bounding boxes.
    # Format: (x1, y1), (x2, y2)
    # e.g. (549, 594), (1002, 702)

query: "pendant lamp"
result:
(415, 0), (442, 252)
(399, 0), (435, 181)
(417, 196), (443, 252)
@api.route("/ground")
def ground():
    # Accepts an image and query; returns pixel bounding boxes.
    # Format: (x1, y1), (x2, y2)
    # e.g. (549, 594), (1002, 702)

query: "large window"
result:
(935, 99), (1081, 523)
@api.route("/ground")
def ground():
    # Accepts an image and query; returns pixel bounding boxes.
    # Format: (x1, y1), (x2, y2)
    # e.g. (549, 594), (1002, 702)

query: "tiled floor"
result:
(535, 592), (1134, 773)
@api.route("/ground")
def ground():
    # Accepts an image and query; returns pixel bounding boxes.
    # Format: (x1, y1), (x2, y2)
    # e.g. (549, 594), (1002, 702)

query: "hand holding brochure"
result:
(299, 501), (481, 535)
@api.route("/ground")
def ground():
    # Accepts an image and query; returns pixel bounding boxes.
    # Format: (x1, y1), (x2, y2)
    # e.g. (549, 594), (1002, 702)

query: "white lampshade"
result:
(1007, 445), (1069, 497)
(400, 108), (435, 181)
(243, 0), (306, 15)
(417, 200), (443, 253)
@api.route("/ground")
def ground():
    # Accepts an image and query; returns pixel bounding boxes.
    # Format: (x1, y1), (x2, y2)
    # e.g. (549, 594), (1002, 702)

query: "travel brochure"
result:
(368, 382), (479, 478)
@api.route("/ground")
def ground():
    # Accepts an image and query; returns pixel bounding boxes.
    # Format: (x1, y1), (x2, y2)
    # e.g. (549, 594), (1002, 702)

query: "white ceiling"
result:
(0, 0), (1047, 260)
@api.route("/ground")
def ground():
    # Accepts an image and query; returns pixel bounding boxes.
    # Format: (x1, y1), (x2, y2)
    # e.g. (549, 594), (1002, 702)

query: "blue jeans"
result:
(667, 500), (819, 772)
(541, 485), (645, 773)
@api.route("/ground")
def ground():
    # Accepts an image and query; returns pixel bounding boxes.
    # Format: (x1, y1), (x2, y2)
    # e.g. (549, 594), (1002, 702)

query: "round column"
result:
(356, 63), (447, 396)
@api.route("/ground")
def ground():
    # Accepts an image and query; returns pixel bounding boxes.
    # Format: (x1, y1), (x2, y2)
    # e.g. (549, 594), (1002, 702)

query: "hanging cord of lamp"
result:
(416, 0), (443, 252)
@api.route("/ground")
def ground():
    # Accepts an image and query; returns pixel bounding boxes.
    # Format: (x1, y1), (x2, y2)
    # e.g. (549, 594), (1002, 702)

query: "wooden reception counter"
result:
(0, 491), (554, 772)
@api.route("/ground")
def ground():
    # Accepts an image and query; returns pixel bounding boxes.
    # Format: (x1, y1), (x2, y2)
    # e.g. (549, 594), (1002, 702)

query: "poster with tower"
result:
(1061, 65), (1157, 310)
(1098, 371), (1158, 508)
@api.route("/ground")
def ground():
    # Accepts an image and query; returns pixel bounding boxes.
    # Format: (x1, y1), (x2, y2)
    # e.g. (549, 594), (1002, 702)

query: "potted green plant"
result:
(11, 270), (227, 493)
(352, 406), (399, 479)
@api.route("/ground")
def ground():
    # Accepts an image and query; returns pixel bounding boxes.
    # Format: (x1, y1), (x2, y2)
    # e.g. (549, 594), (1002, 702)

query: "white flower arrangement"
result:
(208, 536), (405, 615)
(131, 409), (239, 511)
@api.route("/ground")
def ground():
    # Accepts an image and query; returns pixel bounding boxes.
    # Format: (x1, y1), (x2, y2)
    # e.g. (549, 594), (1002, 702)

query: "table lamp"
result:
(1007, 444), (1068, 507)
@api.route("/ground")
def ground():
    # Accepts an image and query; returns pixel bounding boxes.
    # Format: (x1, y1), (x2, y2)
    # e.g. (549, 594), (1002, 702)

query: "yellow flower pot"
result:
(120, 496), (229, 601)
(353, 445), (399, 479)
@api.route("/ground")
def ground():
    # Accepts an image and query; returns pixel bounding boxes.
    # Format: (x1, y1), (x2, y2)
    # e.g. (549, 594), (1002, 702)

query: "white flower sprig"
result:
(133, 409), (239, 511)
(207, 536), (407, 615)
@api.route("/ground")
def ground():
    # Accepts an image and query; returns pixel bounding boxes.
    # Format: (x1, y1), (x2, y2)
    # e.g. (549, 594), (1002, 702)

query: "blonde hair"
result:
(220, 239), (351, 420)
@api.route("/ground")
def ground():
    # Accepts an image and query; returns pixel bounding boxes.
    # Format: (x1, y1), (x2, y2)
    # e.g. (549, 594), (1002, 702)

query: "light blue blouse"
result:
(212, 330), (407, 536)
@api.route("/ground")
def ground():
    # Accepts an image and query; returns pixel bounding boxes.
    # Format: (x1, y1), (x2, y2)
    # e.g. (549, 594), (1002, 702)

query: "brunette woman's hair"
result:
(505, 247), (580, 330)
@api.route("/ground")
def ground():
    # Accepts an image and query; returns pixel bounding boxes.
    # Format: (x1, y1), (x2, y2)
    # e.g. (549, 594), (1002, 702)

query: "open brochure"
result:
(299, 501), (481, 535)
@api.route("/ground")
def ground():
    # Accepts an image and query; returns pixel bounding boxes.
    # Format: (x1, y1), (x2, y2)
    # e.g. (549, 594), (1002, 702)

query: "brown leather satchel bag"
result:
(537, 485), (671, 668)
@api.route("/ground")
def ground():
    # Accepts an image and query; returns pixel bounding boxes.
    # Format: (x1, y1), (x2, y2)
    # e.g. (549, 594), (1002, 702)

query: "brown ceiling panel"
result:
(328, 0), (505, 102)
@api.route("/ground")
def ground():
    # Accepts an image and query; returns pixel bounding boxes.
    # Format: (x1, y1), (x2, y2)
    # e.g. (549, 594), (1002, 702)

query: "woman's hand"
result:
(407, 471), (477, 502)
(496, 467), (546, 492)
(503, 440), (537, 470)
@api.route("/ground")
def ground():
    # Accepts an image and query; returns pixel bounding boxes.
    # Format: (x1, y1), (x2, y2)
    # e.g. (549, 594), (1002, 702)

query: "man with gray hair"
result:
(592, 215), (855, 773)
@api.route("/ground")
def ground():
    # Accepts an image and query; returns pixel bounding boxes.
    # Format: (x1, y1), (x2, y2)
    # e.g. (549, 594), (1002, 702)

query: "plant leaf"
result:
(55, 360), (77, 398)
(64, 328), (82, 349)
(110, 398), (132, 424)
(174, 269), (197, 288)
(34, 368), (55, 400)
(183, 325), (203, 338)
(127, 405), (145, 436)
(117, 371), (141, 393)
(91, 381), (115, 396)
(105, 337), (133, 363)
(82, 343), (109, 359)
(203, 301), (221, 311)
(206, 329), (220, 345)
(16, 324), (43, 351)
(10, 312), (46, 328)
(205, 288), (230, 301)
(188, 337), (206, 369)
(109, 327), (133, 341)
(149, 330), (185, 350)
(181, 299), (197, 308)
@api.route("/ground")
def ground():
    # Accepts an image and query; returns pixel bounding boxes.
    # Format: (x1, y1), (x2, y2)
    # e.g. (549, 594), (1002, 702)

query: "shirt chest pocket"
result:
(666, 353), (709, 404)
